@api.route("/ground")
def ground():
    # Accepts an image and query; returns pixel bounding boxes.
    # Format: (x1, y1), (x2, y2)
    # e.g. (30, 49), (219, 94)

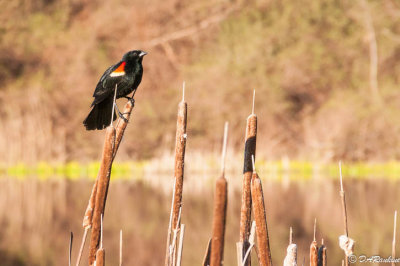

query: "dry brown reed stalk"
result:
(165, 180), (176, 266)
(236, 242), (243, 266)
(83, 183), (98, 229)
(165, 83), (188, 266)
(310, 219), (318, 266)
(339, 162), (349, 237)
(392, 211), (397, 266)
(203, 238), (212, 266)
(240, 90), (257, 266)
(339, 162), (352, 266)
(210, 122), (229, 266)
(250, 156), (272, 266)
(77, 177), (99, 266)
(77, 181), (98, 266)
(176, 224), (185, 266)
(88, 126), (116, 265)
(95, 215), (105, 266)
(318, 239), (327, 266)
(241, 221), (256, 266)
(170, 207), (182, 266)
(120, 230), (123, 266)
(69, 232), (73, 266)
(76, 228), (89, 266)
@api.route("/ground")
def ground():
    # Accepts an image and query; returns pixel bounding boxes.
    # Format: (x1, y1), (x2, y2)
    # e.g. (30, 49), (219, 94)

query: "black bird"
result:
(83, 50), (147, 130)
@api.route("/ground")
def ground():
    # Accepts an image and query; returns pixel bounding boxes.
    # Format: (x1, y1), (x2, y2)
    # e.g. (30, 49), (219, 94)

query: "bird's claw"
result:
(124, 96), (135, 106)
(118, 110), (129, 123)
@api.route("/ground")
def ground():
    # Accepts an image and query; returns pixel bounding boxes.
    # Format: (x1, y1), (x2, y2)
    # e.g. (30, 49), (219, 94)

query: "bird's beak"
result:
(139, 51), (147, 57)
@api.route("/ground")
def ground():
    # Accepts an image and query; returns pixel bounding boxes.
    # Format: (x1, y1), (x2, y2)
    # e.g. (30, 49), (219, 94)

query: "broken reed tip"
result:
(394, 210), (397, 241)
(339, 161), (344, 192)
(252, 89), (256, 115)
(314, 218), (317, 242)
(289, 227), (293, 244)
(251, 154), (256, 173)
(221, 121), (229, 173)
(182, 81), (185, 102)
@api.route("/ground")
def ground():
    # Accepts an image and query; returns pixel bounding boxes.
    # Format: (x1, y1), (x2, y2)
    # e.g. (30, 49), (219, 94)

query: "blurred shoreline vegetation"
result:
(0, 0), (399, 163)
(2, 158), (400, 181)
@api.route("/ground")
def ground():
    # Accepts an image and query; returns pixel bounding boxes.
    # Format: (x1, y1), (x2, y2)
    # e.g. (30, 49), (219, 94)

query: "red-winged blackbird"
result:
(83, 50), (147, 130)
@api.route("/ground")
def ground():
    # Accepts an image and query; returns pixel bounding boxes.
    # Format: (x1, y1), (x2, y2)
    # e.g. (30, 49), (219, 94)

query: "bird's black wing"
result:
(91, 61), (125, 106)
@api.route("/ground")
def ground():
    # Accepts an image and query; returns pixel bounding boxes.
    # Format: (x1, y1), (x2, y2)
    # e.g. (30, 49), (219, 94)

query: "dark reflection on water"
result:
(0, 177), (399, 265)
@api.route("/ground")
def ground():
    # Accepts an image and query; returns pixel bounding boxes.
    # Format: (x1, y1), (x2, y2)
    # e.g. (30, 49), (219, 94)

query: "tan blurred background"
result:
(1, 0), (400, 163)
(1, 0), (400, 265)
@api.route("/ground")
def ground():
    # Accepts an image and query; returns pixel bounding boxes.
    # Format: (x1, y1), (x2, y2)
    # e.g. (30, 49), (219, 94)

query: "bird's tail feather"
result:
(83, 97), (116, 130)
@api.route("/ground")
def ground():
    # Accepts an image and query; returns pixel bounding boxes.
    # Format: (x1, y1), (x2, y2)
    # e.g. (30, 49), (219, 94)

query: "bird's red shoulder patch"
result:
(110, 61), (126, 77)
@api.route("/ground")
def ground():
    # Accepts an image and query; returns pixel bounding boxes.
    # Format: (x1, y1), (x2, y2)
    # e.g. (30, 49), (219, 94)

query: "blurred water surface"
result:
(0, 174), (399, 266)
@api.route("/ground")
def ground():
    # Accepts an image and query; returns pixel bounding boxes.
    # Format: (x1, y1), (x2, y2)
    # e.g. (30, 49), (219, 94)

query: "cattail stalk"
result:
(210, 175), (228, 266)
(318, 239), (327, 266)
(77, 99), (135, 266)
(95, 214), (105, 266)
(96, 249), (105, 266)
(171, 84), (188, 229)
(310, 241), (318, 266)
(165, 84), (188, 266)
(210, 123), (229, 266)
(322, 246), (327, 266)
(88, 126), (116, 265)
(240, 90), (257, 266)
(251, 156), (272, 266)
(284, 227), (297, 266)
